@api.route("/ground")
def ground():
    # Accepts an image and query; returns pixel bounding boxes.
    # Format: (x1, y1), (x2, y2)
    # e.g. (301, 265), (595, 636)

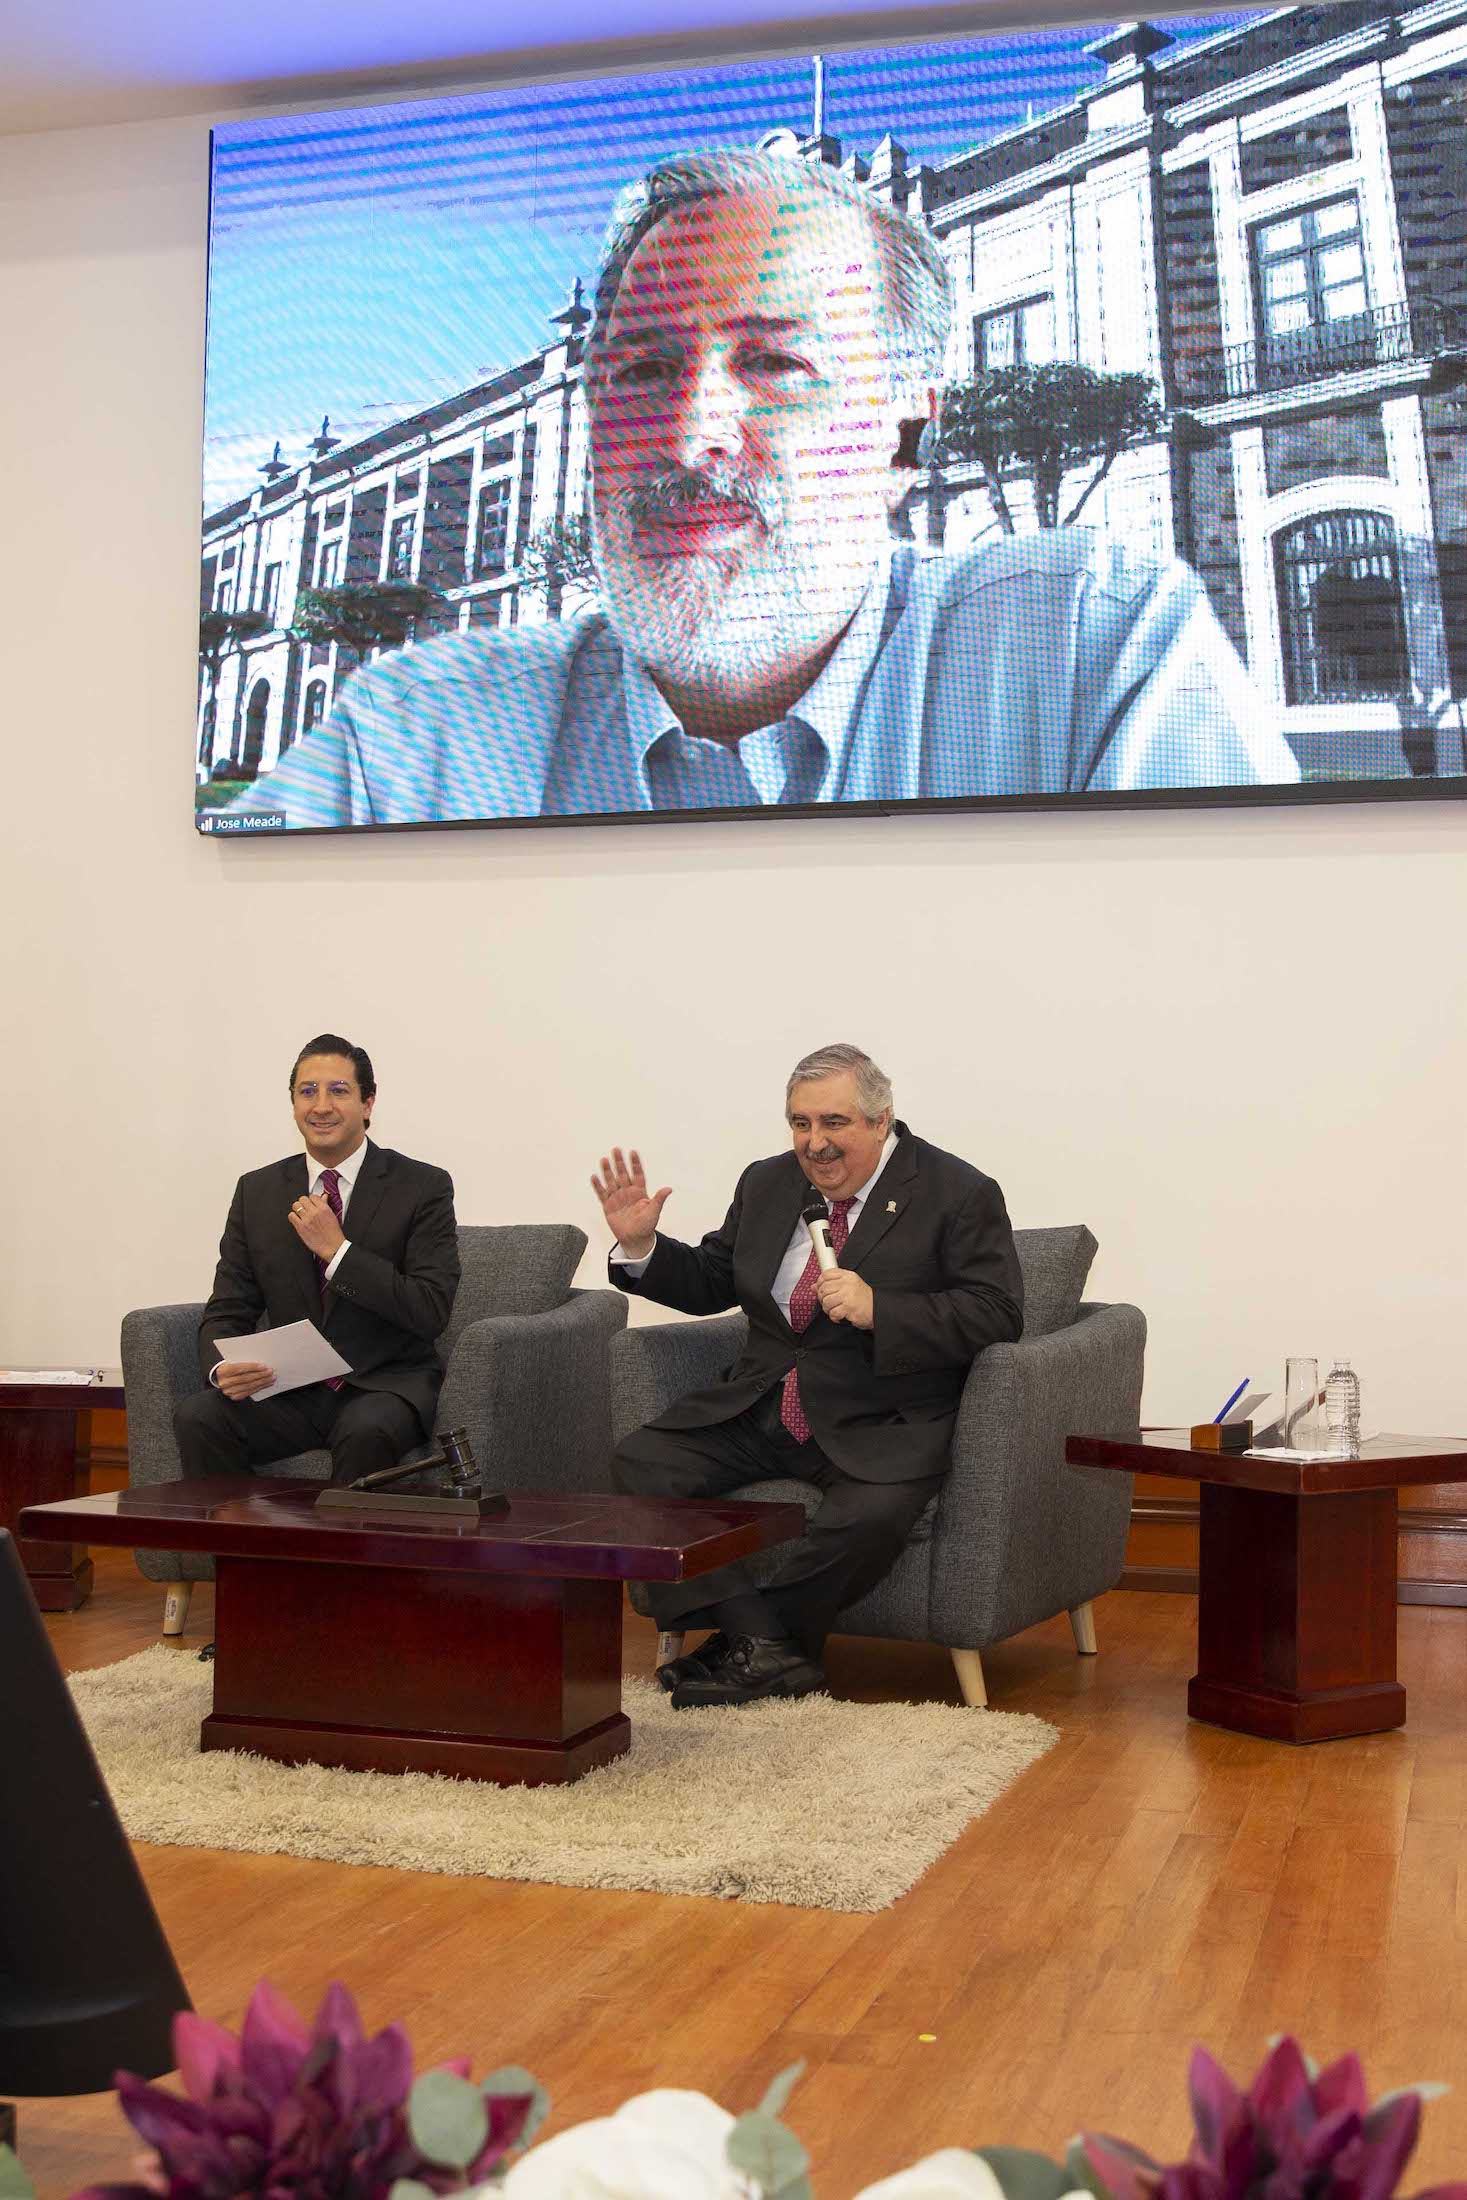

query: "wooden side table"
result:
(1066, 1430), (1467, 1743)
(0, 1376), (124, 1610)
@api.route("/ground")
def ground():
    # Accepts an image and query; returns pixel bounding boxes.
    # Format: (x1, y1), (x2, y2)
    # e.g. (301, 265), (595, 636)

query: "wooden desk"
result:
(1066, 1430), (1467, 1743)
(0, 1375), (124, 1610)
(20, 1478), (805, 1785)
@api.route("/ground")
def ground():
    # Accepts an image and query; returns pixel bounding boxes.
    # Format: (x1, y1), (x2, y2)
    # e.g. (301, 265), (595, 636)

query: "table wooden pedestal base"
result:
(1189, 1483), (1405, 1743)
(202, 1554), (631, 1785)
(3, 1407), (97, 1611)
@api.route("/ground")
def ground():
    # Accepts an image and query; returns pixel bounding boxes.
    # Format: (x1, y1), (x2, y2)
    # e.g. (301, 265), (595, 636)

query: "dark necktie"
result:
(314, 1169), (344, 1295)
(315, 1169), (345, 1391)
(780, 1197), (854, 1444)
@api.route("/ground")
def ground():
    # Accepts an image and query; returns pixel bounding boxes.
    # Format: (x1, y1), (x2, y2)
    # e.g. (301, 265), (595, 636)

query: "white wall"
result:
(4, 111), (1466, 1432)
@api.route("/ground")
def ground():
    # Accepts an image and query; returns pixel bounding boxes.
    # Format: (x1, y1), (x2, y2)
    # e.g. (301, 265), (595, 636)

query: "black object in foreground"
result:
(0, 1529), (190, 2097)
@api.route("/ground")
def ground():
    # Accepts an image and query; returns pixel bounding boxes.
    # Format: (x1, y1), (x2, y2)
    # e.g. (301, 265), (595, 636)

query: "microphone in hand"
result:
(801, 1190), (839, 1275)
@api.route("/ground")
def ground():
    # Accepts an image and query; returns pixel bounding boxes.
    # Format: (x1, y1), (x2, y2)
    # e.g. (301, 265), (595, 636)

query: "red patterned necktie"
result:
(780, 1197), (854, 1443)
(316, 1168), (345, 1390)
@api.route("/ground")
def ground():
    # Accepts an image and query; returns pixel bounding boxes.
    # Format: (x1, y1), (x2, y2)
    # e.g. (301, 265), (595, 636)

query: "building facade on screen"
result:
(197, 1), (1467, 794)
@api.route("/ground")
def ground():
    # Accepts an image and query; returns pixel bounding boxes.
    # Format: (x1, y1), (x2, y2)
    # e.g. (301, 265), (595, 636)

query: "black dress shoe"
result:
(670, 1634), (826, 1709)
(655, 1630), (729, 1693)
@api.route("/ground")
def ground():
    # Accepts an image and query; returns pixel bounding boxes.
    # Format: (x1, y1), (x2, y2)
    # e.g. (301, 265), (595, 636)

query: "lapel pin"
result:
(886, 1200), (898, 1214)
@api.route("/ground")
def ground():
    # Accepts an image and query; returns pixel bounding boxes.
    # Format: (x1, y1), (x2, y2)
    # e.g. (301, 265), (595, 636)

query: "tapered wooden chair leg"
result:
(162, 1582), (192, 1638)
(656, 1630), (686, 1668)
(951, 1647), (988, 1708)
(1069, 1601), (1098, 1655)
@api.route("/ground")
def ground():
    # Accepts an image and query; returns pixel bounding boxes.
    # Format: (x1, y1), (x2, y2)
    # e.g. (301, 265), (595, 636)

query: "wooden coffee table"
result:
(0, 1373), (124, 1611)
(1066, 1430), (1467, 1743)
(20, 1478), (805, 1785)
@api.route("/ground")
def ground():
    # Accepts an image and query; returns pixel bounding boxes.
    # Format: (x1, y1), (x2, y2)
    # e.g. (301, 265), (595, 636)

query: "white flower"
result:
(485, 2088), (1081, 2200)
(854, 2152), (1015, 2200)
(495, 2088), (746, 2198)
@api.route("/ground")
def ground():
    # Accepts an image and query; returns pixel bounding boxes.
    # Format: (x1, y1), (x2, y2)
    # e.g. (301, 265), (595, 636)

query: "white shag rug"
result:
(69, 1647), (1058, 1912)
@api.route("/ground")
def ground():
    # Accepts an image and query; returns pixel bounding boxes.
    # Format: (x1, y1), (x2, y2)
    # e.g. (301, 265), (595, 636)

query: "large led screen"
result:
(197, 4), (1467, 834)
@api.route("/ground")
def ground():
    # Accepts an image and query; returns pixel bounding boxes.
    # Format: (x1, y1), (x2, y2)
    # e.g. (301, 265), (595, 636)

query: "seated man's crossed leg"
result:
(612, 1389), (942, 1707)
(174, 1380), (420, 1490)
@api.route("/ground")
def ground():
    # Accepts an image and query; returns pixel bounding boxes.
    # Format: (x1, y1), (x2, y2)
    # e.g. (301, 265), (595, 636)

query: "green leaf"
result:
(977, 2147), (1077, 2200)
(758, 2062), (807, 2121)
(0, 2151), (35, 2200)
(388, 2183), (437, 2200)
(727, 2110), (810, 2195)
(408, 2069), (490, 2171)
(481, 2064), (551, 2149)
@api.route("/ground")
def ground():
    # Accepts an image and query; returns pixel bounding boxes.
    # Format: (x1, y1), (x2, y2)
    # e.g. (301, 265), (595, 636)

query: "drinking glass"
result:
(1283, 1356), (1321, 1452)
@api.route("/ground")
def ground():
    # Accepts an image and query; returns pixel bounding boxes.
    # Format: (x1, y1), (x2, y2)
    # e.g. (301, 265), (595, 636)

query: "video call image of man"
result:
(594, 1043), (1025, 1709)
(172, 1034), (460, 1493)
(234, 149), (1299, 832)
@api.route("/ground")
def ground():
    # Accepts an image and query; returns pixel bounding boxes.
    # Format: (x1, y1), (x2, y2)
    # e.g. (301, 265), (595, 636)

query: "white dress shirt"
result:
(210, 1137), (367, 1380)
(613, 1133), (898, 1320)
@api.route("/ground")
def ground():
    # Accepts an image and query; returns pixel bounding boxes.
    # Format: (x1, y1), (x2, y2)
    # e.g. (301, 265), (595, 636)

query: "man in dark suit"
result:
(173, 1033), (460, 1488)
(594, 1042), (1023, 1707)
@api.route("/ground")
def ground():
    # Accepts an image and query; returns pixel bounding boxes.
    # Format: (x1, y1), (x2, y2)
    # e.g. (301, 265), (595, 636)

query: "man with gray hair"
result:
(591, 1044), (1023, 1707)
(231, 143), (1296, 829)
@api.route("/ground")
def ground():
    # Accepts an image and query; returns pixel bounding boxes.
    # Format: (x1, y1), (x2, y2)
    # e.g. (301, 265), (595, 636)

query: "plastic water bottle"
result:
(1324, 1357), (1361, 1458)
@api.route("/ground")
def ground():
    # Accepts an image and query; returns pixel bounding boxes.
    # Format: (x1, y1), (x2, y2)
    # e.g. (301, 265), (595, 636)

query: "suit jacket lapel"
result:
(338, 1141), (388, 1251)
(281, 1155), (319, 1319)
(841, 1131), (919, 1274)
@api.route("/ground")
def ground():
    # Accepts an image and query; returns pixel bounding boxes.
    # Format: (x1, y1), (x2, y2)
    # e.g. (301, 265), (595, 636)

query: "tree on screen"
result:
(935, 362), (1166, 533)
(289, 581), (446, 665)
(518, 511), (597, 617)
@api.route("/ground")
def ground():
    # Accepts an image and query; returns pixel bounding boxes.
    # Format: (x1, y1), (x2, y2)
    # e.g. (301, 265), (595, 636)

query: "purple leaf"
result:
(1081, 2132), (1164, 2200)
(239, 1982), (310, 2108)
(1158, 2165), (1224, 2200)
(352, 2027), (416, 2121)
(112, 2077), (217, 2157)
(171, 2015), (243, 2107)
(468, 2090), (536, 2175)
(1248, 2040), (1314, 2135)
(1313, 2058), (1371, 2125)
(1189, 2049), (1244, 2166)
(312, 1981), (365, 2060)
(1349, 2098), (1423, 2200)
(1298, 2107), (1363, 2175)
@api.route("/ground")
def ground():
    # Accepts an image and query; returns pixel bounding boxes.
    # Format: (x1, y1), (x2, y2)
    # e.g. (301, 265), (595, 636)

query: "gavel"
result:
(343, 1425), (481, 1498)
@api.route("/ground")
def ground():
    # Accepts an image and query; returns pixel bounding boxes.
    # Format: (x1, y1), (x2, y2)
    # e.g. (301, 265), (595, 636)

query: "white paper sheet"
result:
(0, 1367), (105, 1384)
(211, 1320), (352, 1400)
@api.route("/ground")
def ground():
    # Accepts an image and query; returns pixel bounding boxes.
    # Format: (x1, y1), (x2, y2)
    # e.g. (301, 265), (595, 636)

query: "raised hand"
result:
(591, 1146), (671, 1260)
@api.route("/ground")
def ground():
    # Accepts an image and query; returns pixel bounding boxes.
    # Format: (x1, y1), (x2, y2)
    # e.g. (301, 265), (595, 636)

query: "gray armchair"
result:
(120, 1223), (627, 1636)
(609, 1226), (1144, 1706)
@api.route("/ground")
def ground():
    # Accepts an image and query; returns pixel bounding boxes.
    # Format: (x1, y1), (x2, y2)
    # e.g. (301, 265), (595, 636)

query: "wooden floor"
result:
(19, 1551), (1467, 2196)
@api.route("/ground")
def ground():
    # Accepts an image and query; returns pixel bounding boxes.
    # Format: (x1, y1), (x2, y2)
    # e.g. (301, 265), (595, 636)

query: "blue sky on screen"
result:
(203, 12), (1256, 510)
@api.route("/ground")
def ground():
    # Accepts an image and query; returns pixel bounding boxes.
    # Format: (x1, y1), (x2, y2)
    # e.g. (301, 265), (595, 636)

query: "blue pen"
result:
(1214, 1378), (1250, 1424)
